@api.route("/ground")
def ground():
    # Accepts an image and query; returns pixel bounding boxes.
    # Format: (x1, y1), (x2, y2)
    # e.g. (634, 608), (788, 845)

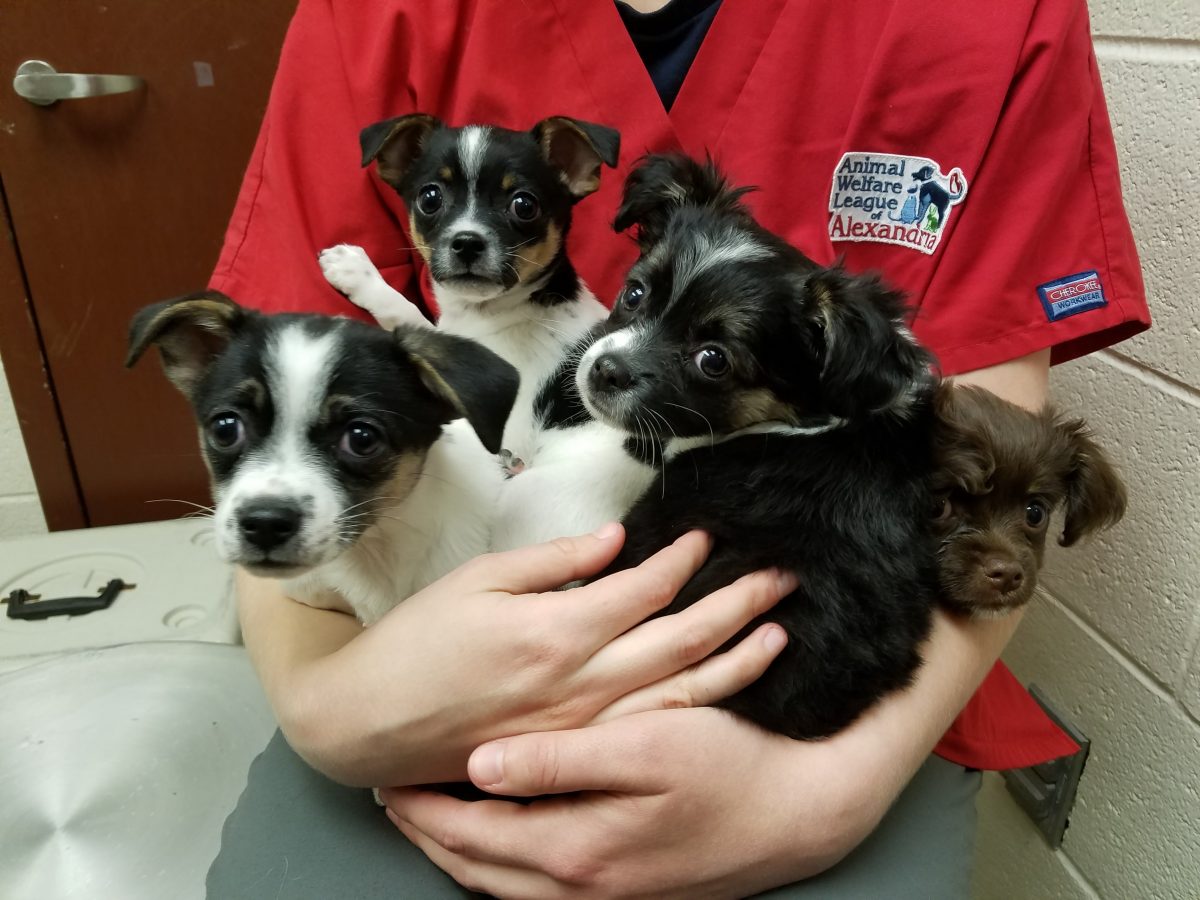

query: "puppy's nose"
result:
(983, 558), (1024, 594)
(590, 354), (634, 391)
(238, 500), (302, 551)
(451, 231), (487, 265)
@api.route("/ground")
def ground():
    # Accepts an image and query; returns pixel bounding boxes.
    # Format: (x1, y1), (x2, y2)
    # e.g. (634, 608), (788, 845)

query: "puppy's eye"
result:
(509, 191), (540, 222)
(339, 421), (385, 460)
(693, 346), (730, 378)
(622, 281), (646, 310)
(1025, 500), (1048, 528)
(416, 184), (443, 215)
(933, 497), (953, 522)
(207, 413), (245, 451)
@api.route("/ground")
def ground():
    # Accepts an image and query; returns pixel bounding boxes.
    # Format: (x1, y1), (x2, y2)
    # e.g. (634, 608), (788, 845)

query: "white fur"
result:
(286, 419), (503, 625)
(215, 325), (346, 568)
(439, 280), (607, 457)
(491, 420), (656, 553)
(320, 243), (606, 459)
(458, 126), (490, 184)
(318, 244), (427, 329)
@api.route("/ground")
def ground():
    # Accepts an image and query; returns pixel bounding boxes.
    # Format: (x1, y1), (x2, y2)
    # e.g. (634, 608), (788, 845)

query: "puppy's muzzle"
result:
(237, 499), (303, 552)
(589, 353), (636, 393)
(982, 555), (1024, 595)
(451, 230), (487, 267)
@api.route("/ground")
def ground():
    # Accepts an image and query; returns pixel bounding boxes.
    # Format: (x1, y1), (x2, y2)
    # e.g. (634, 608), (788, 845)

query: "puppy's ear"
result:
(800, 266), (933, 421)
(613, 154), (752, 247)
(392, 326), (520, 454)
(360, 113), (441, 188)
(126, 291), (246, 395)
(1057, 418), (1127, 546)
(531, 116), (620, 199)
(931, 384), (996, 495)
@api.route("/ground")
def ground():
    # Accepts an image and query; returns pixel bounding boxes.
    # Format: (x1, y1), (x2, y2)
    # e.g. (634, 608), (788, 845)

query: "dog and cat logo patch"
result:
(828, 152), (967, 255)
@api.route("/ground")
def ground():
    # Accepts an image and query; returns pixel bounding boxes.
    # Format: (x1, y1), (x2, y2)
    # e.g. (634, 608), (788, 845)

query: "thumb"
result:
(472, 522), (625, 595)
(467, 719), (665, 797)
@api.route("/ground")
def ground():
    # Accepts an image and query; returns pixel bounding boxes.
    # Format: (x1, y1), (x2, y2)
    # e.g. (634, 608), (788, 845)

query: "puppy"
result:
(931, 384), (1127, 616)
(568, 155), (939, 740)
(319, 114), (619, 457)
(126, 291), (518, 625)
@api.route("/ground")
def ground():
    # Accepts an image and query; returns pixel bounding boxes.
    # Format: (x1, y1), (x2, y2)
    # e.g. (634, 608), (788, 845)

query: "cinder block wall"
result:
(0, 357), (46, 538)
(973, 1), (1200, 897)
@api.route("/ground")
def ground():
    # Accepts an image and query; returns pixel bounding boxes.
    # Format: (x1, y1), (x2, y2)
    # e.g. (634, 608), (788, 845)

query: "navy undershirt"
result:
(616, 0), (724, 111)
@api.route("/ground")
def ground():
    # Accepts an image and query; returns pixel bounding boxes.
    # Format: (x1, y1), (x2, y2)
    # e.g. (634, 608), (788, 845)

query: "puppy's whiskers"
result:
(664, 402), (716, 448)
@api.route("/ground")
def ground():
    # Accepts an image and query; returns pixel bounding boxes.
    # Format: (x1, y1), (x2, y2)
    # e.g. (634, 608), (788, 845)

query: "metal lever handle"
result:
(13, 59), (144, 107)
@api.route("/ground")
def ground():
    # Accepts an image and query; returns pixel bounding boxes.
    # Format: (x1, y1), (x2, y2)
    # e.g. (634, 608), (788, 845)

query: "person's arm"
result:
(381, 349), (1048, 897)
(238, 527), (796, 787)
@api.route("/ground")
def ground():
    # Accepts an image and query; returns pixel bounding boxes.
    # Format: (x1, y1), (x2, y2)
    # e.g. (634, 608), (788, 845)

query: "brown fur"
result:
(932, 384), (1127, 616)
(513, 222), (562, 283)
(407, 213), (432, 265)
(730, 388), (803, 430)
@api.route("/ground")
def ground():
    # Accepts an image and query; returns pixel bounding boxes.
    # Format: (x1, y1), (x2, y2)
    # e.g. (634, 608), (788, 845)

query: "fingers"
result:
(465, 718), (665, 797)
(453, 523), (627, 596)
(590, 622), (788, 723)
(384, 794), (564, 897)
(560, 530), (713, 634)
(585, 568), (796, 690)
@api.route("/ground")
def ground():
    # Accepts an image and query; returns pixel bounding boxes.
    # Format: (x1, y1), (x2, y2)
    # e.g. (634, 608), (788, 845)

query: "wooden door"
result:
(0, 1), (296, 529)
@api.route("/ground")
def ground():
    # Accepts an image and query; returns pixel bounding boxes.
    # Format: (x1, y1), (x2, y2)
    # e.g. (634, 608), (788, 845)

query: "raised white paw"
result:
(319, 244), (383, 301)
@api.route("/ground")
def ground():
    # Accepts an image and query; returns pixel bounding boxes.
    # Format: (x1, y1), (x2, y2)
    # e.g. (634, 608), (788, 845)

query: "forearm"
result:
(236, 571), (363, 750)
(811, 607), (1022, 801)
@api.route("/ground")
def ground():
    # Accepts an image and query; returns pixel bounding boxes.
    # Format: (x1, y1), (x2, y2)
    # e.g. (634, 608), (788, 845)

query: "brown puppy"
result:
(931, 384), (1127, 616)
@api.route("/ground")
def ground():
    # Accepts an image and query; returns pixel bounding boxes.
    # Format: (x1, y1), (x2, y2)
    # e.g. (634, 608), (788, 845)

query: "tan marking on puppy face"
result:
(501, 173), (516, 191)
(438, 166), (453, 182)
(408, 213), (433, 265)
(513, 222), (562, 283)
(235, 378), (267, 413)
(730, 388), (801, 429)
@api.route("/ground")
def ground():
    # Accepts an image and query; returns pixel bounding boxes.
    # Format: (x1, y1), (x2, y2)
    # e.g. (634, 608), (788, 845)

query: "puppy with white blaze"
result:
(534, 155), (942, 739)
(318, 114), (619, 458)
(126, 291), (518, 626)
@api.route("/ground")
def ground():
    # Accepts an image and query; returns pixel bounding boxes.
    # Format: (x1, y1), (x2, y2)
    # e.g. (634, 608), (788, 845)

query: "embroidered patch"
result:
(1037, 271), (1108, 321)
(828, 152), (968, 255)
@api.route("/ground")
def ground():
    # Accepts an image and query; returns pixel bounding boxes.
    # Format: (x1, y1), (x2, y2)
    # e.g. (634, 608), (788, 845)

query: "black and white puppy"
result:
(126, 291), (518, 625)
(573, 155), (940, 739)
(319, 114), (619, 457)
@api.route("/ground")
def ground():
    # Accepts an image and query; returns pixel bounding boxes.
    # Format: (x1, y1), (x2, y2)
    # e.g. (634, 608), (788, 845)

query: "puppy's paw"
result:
(319, 244), (384, 300)
(319, 244), (426, 330)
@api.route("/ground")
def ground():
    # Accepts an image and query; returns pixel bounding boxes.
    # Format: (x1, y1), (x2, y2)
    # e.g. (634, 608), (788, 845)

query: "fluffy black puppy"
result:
(578, 155), (940, 739)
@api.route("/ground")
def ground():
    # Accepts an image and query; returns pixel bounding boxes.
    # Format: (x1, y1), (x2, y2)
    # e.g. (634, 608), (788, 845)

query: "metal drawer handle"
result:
(13, 59), (144, 107)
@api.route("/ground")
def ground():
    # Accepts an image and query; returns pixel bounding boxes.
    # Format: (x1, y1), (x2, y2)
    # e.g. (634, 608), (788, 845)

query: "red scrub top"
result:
(212, 0), (1149, 770)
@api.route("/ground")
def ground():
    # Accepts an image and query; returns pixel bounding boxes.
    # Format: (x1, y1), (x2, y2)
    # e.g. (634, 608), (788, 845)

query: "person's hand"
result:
(285, 525), (793, 787)
(381, 707), (889, 899)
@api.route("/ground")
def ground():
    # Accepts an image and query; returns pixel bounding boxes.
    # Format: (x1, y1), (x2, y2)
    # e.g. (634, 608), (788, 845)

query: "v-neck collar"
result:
(551, 0), (789, 154)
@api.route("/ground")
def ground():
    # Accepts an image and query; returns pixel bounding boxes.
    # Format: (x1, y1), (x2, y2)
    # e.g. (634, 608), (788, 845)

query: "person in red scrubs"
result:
(207, 0), (1149, 896)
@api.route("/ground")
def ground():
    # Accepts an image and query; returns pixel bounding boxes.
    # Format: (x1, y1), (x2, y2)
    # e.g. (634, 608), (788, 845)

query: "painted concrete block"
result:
(1094, 51), (1200, 386)
(1042, 353), (1200, 685)
(0, 359), (39, 497)
(1181, 640), (1200, 722)
(1003, 595), (1200, 900)
(1091, 0), (1200, 41)
(973, 774), (1095, 900)
(0, 496), (48, 539)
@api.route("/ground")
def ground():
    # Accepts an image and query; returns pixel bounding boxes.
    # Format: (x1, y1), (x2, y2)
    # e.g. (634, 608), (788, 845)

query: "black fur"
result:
(586, 155), (940, 739)
(360, 113), (619, 301)
(607, 412), (938, 739)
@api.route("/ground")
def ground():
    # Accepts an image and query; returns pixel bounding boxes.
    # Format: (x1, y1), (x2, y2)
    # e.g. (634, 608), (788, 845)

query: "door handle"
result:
(13, 59), (144, 107)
